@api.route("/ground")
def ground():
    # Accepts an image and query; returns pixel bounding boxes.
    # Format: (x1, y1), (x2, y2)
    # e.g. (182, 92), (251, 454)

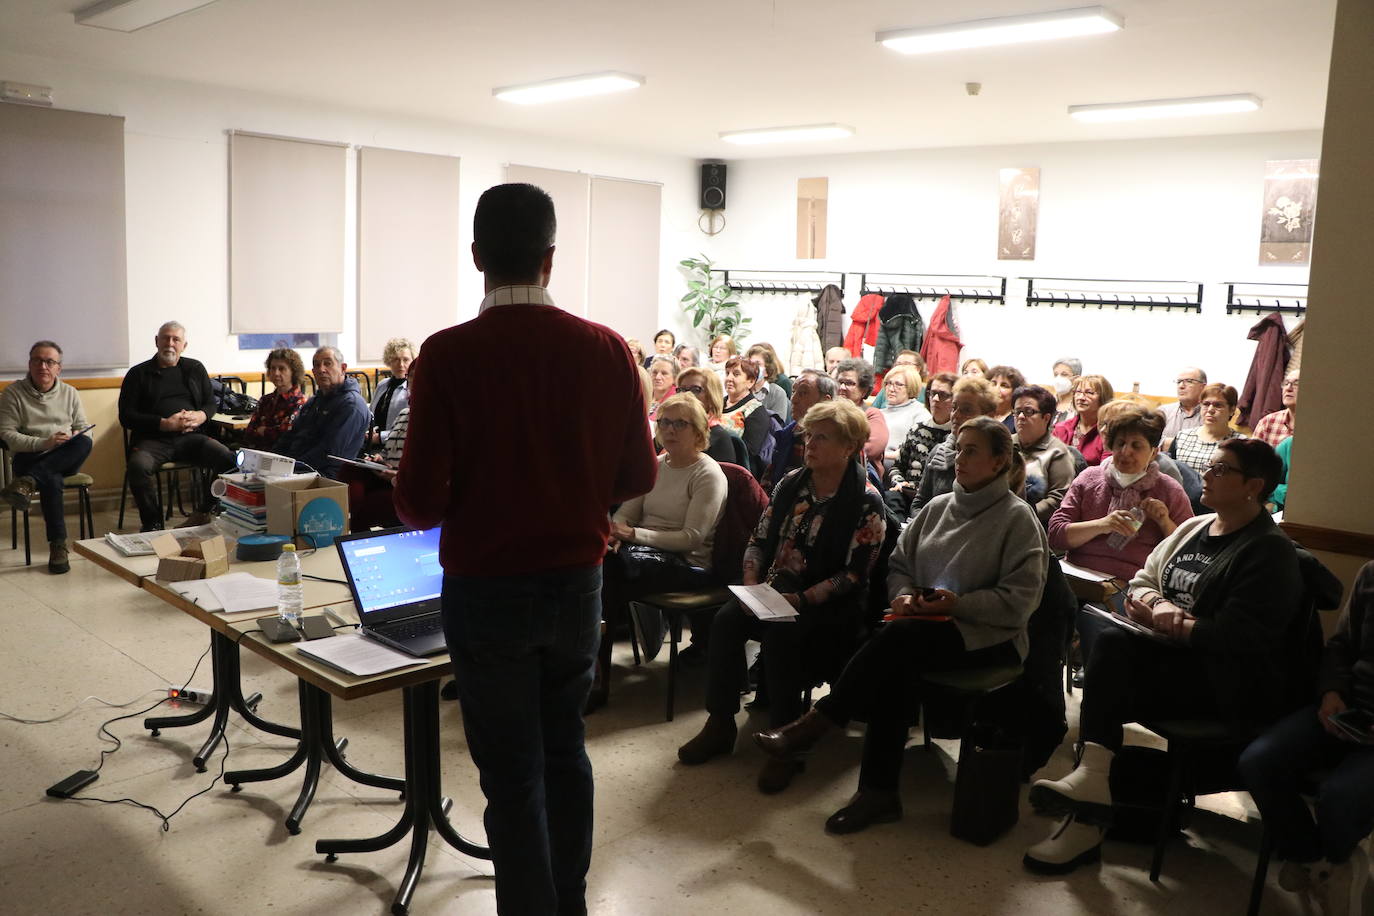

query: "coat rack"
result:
(1224, 281), (1308, 316)
(1022, 277), (1203, 312)
(858, 273), (1006, 303)
(713, 269), (846, 295)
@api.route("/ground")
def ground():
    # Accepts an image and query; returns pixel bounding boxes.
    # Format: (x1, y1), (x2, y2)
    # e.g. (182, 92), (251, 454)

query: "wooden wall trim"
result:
(1280, 522), (1374, 559)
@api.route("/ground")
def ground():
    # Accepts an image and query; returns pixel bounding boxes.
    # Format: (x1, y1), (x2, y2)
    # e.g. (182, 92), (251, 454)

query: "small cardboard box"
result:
(265, 473), (349, 548)
(152, 534), (229, 582)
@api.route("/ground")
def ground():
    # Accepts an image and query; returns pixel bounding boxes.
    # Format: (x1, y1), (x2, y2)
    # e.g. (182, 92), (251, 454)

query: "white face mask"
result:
(1108, 464), (1147, 488)
(1052, 375), (1072, 396)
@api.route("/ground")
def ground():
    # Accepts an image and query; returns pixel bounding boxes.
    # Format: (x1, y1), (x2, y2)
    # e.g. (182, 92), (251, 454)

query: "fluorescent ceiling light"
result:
(719, 124), (855, 146)
(75, 0), (220, 32)
(493, 72), (644, 105)
(878, 6), (1122, 54)
(1069, 93), (1262, 122)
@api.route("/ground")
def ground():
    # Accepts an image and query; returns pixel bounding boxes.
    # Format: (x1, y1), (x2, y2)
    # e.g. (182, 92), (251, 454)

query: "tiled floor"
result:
(0, 506), (1336, 915)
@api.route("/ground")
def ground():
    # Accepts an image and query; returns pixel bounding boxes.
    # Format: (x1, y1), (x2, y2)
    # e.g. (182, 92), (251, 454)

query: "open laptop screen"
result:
(335, 527), (443, 617)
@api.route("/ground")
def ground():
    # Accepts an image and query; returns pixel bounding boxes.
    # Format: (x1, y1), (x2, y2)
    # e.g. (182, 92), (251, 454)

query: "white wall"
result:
(699, 131), (1320, 395)
(1, 52), (700, 374)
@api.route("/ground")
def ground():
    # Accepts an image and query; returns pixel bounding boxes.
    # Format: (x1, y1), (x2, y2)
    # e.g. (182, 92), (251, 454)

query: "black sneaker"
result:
(1, 476), (37, 511)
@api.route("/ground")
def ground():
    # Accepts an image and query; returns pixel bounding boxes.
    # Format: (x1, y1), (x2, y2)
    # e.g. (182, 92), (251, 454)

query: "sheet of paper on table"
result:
(105, 524), (221, 557)
(728, 583), (799, 622)
(295, 633), (427, 676)
(207, 572), (278, 613)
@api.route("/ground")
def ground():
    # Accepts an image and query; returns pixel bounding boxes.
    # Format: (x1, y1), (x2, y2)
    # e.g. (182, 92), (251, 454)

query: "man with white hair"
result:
(118, 321), (236, 531)
(273, 346), (370, 479)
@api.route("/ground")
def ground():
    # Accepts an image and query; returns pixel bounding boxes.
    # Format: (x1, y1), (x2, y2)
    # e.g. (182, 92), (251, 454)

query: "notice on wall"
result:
(998, 167), (1039, 260)
(1260, 159), (1319, 265)
(796, 177), (828, 260)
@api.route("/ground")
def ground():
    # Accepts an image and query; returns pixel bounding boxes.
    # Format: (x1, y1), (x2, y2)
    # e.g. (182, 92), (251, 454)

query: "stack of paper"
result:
(728, 584), (799, 622)
(296, 634), (427, 676)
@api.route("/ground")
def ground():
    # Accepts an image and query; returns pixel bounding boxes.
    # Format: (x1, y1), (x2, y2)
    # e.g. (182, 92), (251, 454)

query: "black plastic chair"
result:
(346, 370), (373, 401)
(116, 427), (203, 530)
(2, 440), (95, 563)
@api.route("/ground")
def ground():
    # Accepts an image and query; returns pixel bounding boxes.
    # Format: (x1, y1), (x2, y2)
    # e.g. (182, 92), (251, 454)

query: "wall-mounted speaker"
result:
(700, 162), (727, 210)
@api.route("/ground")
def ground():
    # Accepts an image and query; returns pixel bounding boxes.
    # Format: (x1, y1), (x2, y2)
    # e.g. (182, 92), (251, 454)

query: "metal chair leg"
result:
(1248, 824), (1274, 916)
(1151, 745), (1188, 881)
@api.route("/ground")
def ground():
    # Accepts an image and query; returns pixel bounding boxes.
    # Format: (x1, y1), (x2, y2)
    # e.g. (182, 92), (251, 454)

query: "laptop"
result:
(335, 526), (447, 657)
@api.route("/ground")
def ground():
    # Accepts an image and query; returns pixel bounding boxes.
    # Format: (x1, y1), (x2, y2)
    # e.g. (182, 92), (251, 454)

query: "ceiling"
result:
(0, 0), (1337, 158)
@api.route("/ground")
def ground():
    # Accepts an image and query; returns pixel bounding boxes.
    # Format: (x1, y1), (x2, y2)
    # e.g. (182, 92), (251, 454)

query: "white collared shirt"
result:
(478, 284), (556, 314)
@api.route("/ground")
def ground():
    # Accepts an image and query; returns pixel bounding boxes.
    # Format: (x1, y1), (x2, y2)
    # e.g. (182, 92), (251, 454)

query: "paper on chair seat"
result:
(728, 584), (799, 622)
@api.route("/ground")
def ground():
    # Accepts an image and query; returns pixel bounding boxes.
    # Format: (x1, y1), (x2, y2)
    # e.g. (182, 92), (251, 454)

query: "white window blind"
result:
(229, 132), (346, 334)
(588, 177), (661, 336)
(0, 104), (128, 371)
(357, 147), (461, 361)
(503, 164), (589, 316)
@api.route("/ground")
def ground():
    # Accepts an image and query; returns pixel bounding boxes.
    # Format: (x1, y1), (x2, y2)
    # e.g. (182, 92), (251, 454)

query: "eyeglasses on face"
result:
(657, 417), (691, 432)
(1176, 377), (1202, 385)
(30, 357), (61, 369)
(679, 384), (705, 395)
(1282, 379), (1300, 389)
(1202, 462), (1244, 479)
(1011, 407), (1042, 418)
(927, 389), (953, 401)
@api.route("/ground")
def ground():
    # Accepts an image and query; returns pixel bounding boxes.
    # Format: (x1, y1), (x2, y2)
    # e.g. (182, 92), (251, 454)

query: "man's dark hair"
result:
(29, 340), (63, 358)
(1217, 438), (1284, 500)
(1012, 384), (1057, 417)
(473, 183), (556, 282)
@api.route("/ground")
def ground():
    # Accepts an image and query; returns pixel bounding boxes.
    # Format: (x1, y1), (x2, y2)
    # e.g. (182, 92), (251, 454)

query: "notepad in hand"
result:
(728, 584), (799, 622)
(295, 633), (427, 676)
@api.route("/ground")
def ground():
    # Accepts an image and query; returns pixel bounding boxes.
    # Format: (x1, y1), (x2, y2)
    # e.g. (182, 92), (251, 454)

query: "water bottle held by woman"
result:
(276, 543), (303, 627)
(1106, 506), (1145, 551)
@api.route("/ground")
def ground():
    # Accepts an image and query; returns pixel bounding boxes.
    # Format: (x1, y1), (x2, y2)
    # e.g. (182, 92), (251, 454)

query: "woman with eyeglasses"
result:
(885, 372), (956, 517)
(1169, 384), (1244, 476)
(878, 364), (931, 464)
(909, 376), (999, 517)
(1053, 374), (1114, 467)
(722, 356), (776, 477)
(591, 393), (729, 709)
(676, 367), (750, 468)
(1028, 438), (1301, 875)
(1012, 384), (1075, 524)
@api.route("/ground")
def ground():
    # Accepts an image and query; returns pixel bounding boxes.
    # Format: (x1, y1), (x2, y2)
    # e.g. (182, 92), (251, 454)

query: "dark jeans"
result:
(127, 433), (236, 529)
(441, 566), (602, 916)
(598, 550), (713, 690)
(1074, 594), (1129, 668)
(815, 620), (1019, 791)
(704, 597), (849, 729)
(1238, 704), (1374, 864)
(12, 434), (93, 542)
(1078, 625), (1217, 752)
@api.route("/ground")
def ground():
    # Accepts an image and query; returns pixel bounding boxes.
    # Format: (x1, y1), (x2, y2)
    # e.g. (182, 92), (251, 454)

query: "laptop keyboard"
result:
(378, 616), (444, 641)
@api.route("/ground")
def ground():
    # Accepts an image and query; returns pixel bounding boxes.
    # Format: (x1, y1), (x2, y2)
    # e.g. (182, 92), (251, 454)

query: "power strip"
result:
(166, 686), (212, 704)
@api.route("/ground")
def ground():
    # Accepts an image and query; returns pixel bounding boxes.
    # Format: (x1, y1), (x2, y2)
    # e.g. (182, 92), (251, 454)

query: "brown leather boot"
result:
(48, 540), (70, 575)
(753, 709), (834, 759)
(677, 714), (737, 765)
(757, 756), (804, 794)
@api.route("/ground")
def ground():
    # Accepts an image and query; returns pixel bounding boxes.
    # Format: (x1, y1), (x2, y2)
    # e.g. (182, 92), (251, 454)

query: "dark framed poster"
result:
(1260, 159), (1319, 265)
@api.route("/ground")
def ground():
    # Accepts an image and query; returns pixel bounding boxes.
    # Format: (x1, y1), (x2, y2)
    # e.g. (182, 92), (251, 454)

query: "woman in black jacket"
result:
(1025, 438), (1302, 874)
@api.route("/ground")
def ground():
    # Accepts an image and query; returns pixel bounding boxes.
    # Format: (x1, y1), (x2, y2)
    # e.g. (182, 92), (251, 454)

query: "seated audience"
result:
(1051, 358), (1082, 424)
(835, 358), (889, 474)
(960, 358), (988, 379)
(745, 344), (791, 420)
(1271, 435), (1293, 510)
(988, 365), (1028, 431)
(1047, 403), (1192, 581)
(273, 347), (370, 480)
(367, 337), (414, 445)
(118, 321), (236, 532)
(1100, 396), (1202, 509)
(878, 365), (931, 463)
(675, 345), (700, 371)
(647, 328), (676, 367)
(240, 347), (306, 450)
(753, 418), (1048, 831)
(1053, 374), (1114, 466)
(1253, 370), (1299, 447)
(625, 338), (648, 369)
(707, 334), (738, 375)
(676, 367), (749, 468)
(1027, 439), (1300, 874)
(0, 340), (93, 573)
(721, 357), (775, 475)
(825, 346), (849, 377)
(345, 406), (409, 532)
(749, 342), (792, 396)
(765, 370), (836, 491)
(591, 394), (729, 707)
(871, 350), (927, 408)
(910, 376), (998, 516)
(647, 355), (678, 418)
(1160, 366), (1206, 452)
(677, 399), (887, 795)
(1238, 559), (1374, 915)
(885, 372), (956, 517)
(1013, 385), (1075, 524)
(1169, 383), (1244, 476)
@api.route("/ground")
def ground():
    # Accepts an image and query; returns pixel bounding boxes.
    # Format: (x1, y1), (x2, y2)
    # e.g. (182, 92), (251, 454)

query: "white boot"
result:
(1314, 845), (1369, 916)
(1030, 742), (1115, 824)
(1023, 814), (1105, 875)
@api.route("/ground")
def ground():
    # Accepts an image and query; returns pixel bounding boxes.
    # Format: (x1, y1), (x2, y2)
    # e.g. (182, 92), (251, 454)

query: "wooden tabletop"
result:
(211, 412), (251, 431)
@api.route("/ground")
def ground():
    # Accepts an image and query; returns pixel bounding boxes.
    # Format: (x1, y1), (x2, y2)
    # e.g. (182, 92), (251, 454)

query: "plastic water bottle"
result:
(276, 543), (303, 628)
(1106, 506), (1146, 551)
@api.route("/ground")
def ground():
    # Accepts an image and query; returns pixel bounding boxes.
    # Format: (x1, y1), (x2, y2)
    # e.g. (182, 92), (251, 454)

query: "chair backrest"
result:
(1281, 546), (1345, 711)
(710, 461), (768, 585)
(346, 370), (373, 401)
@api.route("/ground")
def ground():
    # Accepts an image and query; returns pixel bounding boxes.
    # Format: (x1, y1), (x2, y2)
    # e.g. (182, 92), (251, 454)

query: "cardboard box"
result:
(152, 534), (229, 582)
(265, 473), (349, 548)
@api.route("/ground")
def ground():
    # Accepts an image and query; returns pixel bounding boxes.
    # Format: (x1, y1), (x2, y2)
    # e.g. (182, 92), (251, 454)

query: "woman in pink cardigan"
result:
(1047, 403), (1193, 581)
(1052, 374), (1113, 467)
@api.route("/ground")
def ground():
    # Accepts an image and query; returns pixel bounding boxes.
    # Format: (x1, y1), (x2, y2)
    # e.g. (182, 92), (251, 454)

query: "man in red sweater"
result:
(394, 183), (656, 915)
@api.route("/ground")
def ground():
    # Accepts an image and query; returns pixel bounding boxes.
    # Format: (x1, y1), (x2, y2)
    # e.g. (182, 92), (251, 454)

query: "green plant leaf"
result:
(691, 313), (704, 327)
(680, 292), (698, 302)
(688, 280), (704, 290)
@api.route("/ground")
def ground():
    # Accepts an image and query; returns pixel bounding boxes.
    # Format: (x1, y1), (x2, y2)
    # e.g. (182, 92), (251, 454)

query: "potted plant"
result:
(679, 255), (750, 343)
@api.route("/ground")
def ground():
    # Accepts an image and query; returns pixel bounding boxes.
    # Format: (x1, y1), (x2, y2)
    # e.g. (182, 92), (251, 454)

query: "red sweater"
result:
(394, 301), (657, 576)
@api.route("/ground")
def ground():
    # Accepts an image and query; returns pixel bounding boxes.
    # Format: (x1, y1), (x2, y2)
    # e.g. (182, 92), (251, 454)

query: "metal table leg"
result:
(317, 680), (490, 916)
(146, 630), (301, 772)
(228, 680), (404, 834)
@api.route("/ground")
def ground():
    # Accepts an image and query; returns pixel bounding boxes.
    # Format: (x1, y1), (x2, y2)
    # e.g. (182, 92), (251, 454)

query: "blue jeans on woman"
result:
(1238, 703), (1374, 863)
(441, 565), (602, 916)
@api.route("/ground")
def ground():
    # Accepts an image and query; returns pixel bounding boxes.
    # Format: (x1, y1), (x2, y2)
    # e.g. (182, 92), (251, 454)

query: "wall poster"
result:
(998, 167), (1039, 260)
(1260, 159), (1319, 265)
(796, 177), (828, 259)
